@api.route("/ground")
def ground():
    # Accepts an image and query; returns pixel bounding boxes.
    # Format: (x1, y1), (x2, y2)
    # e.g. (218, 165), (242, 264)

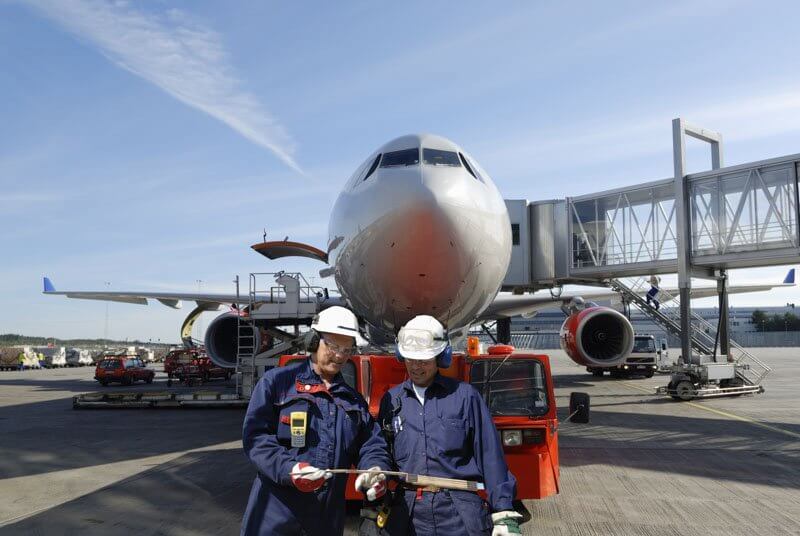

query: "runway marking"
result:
(622, 380), (800, 441)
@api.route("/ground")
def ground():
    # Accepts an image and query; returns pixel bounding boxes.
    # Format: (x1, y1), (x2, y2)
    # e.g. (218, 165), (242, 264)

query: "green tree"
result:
(751, 310), (767, 332)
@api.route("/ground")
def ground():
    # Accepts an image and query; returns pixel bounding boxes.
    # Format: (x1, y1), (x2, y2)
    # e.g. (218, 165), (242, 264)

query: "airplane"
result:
(43, 134), (797, 370)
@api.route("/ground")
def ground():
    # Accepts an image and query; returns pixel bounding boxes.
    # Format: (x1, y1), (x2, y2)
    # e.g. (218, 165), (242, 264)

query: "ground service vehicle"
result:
(656, 339), (671, 372)
(278, 344), (589, 501)
(95, 357), (155, 386)
(166, 353), (231, 387)
(164, 348), (203, 379)
(587, 334), (658, 378)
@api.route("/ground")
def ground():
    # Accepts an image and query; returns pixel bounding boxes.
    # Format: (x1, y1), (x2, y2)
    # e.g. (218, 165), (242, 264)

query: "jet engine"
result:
(204, 312), (261, 369)
(559, 306), (634, 367)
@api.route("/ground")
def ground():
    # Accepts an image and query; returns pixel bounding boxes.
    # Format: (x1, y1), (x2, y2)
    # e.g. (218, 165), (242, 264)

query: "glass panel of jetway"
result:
(569, 180), (677, 277)
(689, 159), (799, 266)
(503, 145), (800, 288)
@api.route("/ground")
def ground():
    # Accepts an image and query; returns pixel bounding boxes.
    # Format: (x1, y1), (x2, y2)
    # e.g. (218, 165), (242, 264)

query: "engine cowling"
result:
(204, 312), (261, 369)
(559, 306), (634, 367)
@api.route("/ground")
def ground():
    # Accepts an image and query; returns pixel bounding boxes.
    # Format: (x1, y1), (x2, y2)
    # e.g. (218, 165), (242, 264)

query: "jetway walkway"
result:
(505, 141), (799, 288)
(504, 118), (798, 400)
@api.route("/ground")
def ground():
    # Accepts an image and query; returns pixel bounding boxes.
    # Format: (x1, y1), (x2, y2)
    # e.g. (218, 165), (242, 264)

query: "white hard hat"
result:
(312, 306), (367, 347)
(397, 315), (448, 360)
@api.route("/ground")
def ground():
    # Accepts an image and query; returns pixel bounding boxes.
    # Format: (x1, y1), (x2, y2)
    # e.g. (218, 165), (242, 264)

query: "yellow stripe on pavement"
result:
(622, 380), (800, 441)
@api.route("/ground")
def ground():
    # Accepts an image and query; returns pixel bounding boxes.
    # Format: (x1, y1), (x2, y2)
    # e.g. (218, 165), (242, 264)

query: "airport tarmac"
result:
(0, 349), (798, 536)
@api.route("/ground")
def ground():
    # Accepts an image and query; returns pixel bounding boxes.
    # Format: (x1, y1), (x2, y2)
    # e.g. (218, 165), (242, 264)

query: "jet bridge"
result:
(505, 118), (800, 399)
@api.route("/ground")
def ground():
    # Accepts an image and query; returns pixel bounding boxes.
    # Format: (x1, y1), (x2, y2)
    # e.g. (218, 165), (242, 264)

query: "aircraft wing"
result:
(480, 268), (795, 320)
(42, 277), (342, 311)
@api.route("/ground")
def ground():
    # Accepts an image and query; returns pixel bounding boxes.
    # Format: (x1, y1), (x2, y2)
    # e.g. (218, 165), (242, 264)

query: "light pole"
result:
(104, 281), (111, 346)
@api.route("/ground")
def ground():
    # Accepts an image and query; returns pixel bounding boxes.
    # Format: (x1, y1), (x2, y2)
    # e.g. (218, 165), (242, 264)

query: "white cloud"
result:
(24, 0), (302, 173)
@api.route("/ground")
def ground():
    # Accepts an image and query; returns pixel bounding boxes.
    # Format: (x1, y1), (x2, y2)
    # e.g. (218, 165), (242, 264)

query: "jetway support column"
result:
(718, 269), (730, 359)
(497, 318), (511, 345)
(672, 118), (723, 364)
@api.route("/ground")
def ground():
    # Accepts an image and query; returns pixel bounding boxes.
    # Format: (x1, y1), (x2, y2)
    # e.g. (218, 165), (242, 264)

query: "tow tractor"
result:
(277, 340), (590, 501)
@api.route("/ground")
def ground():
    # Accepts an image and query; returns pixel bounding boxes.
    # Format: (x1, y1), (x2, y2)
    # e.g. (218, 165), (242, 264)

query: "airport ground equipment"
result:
(504, 118), (799, 400)
(66, 347), (94, 367)
(612, 277), (768, 399)
(233, 272), (324, 398)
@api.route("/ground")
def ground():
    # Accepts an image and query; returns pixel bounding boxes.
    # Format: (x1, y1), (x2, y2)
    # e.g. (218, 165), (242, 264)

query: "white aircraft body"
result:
(43, 134), (796, 368)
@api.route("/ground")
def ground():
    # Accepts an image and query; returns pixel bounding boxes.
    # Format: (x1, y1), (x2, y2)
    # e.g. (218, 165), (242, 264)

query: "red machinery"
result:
(167, 351), (232, 387)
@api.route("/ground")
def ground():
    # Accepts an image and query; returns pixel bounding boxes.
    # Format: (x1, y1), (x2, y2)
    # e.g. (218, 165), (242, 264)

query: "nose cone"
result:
(329, 146), (511, 335)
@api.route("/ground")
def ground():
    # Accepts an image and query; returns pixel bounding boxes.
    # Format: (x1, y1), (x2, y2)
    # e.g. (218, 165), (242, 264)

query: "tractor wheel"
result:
(674, 380), (695, 401)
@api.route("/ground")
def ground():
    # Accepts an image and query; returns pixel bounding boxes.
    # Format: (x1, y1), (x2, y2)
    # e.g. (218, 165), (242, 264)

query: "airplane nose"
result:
(330, 161), (510, 335)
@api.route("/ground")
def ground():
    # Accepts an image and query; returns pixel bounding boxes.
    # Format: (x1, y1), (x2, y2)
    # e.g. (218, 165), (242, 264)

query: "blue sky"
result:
(2, 0), (799, 342)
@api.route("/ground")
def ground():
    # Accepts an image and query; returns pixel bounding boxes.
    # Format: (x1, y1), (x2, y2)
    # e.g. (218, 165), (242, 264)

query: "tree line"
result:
(750, 310), (800, 331)
(0, 333), (155, 347)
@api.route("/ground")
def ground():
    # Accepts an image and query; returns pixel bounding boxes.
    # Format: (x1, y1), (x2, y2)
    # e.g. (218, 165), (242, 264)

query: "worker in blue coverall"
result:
(241, 306), (391, 536)
(376, 315), (523, 536)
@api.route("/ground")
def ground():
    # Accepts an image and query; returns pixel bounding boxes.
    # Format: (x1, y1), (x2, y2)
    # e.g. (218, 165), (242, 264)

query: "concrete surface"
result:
(0, 349), (798, 535)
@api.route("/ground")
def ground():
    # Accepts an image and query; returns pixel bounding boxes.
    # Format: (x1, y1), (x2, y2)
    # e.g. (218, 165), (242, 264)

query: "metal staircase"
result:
(610, 277), (771, 387)
(234, 276), (257, 398)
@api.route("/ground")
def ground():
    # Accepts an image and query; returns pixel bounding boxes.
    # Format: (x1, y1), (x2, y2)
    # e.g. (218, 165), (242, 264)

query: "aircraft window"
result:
(363, 154), (382, 181)
(459, 153), (480, 181)
(423, 149), (461, 167)
(380, 148), (419, 168)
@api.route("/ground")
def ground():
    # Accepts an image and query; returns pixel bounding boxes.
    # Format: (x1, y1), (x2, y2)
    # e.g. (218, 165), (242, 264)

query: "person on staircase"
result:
(646, 274), (661, 310)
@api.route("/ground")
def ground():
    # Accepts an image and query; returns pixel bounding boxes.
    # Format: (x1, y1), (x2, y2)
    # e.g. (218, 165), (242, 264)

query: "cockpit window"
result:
(459, 153), (478, 179)
(380, 148), (419, 167)
(363, 154), (381, 181)
(423, 149), (461, 167)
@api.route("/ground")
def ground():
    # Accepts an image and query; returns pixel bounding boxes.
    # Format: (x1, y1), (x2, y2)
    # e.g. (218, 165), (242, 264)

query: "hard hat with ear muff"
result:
(305, 306), (367, 353)
(395, 315), (452, 368)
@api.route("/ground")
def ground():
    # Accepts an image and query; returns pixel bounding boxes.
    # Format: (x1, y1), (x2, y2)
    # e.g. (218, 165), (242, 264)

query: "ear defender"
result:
(305, 329), (320, 353)
(394, 344), (404, 363)
(436, 345), (453, 368)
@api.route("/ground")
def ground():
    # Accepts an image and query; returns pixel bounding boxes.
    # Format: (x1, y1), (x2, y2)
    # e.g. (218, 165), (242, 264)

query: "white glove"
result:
(290, 462), (332, 492)
(491, 511), (523, 536)
(353, 466), (387, 502)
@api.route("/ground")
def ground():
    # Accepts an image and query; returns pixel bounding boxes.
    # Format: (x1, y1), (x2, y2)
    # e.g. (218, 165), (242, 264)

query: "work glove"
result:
(290, 462), (332, 492)
(491, 511), (523, 536)
(354, 466), (387, 501)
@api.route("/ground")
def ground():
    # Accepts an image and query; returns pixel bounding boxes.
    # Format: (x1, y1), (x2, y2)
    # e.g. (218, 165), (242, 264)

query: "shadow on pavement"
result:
(0, 447), (252, 536)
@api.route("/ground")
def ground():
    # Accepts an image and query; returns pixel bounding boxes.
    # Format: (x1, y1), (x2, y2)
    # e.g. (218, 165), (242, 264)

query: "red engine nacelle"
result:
(559, 306), (634, 367)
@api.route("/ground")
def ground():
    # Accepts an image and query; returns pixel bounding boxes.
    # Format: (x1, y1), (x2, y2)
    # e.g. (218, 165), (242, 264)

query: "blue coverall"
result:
(378, 374), (517, 536)
(241, 359), (391, 536)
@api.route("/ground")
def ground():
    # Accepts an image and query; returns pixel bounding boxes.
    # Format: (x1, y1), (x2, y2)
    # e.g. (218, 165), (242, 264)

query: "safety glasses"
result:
(321, 337), (355, 357)
(397, 328), (446, 353)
